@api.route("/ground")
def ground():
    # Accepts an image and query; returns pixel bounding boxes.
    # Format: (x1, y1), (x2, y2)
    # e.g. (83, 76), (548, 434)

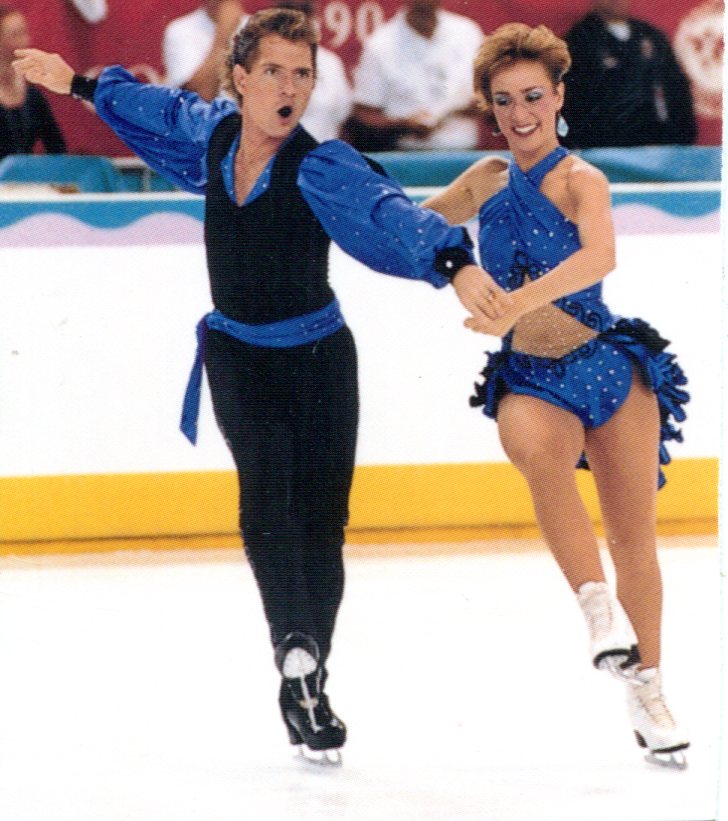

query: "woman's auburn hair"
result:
(473, 23), (571, 122)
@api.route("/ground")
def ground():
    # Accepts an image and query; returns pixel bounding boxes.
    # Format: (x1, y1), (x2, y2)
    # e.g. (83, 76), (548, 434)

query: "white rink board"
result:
(0, 231), (720, 477)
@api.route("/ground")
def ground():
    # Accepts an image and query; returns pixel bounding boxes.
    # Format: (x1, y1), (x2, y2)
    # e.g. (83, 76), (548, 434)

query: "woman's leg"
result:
(585, 374), (688, 763)
(497, 392), (603, 590)
(584, 373), (663, 668)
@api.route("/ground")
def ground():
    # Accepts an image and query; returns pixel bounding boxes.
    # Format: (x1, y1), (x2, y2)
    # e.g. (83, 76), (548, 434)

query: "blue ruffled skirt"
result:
(470, 318), (689, 488)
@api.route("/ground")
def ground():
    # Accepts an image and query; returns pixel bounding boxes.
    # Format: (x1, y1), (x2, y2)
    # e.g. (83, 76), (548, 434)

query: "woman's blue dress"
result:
(473, 146), (688, 486)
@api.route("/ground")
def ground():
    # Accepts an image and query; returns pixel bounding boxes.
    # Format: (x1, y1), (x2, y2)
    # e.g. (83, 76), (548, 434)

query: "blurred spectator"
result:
(348, 0), (483, 151)
(276, 0), (352, 141)
(562, 0), (697, 148)
(0, 6), (65, 159)
(162, 0), (248, 101)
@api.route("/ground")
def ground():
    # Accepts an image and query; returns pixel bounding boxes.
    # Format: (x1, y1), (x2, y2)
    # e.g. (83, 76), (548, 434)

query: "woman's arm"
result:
(466, 160), (616, 336)
(423, 156), (507, 226)
(521, 161), (615, 307)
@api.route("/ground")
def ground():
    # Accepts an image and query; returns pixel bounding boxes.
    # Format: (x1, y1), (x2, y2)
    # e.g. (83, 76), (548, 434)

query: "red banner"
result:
(15, 0), (723, 153)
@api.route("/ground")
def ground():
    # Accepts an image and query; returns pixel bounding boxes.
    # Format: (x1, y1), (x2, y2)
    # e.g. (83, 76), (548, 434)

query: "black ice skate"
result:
(275, 632), (347, 766)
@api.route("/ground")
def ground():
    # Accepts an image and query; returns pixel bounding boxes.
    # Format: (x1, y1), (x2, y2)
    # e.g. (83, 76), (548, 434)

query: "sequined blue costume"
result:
(471, 147), (688, 486)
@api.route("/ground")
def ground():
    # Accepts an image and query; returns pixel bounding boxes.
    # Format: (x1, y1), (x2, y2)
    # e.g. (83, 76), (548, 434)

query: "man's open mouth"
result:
(278, 106), (293, 118)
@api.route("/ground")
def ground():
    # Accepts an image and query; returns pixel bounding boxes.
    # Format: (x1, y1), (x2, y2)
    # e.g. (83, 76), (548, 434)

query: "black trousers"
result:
(205, 326), (359, 668)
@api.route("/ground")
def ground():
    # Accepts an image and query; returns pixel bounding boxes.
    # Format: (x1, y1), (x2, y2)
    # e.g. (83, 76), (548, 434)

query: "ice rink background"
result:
(0, 537), (721, 821)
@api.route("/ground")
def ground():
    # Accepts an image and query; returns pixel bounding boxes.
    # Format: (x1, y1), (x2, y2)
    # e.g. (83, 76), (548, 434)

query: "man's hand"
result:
(12, 48), (76, 95)
(452, 264), (513, 326)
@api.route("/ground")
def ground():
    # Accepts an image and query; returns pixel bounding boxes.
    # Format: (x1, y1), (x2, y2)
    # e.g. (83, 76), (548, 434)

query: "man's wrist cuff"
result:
(71, 74), (98, 102)
(433, 235), (475, 281)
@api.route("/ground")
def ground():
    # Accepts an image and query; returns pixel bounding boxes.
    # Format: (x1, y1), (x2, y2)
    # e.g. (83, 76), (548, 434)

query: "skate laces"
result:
(281, 646), (323, 730)
(631, 674), (676, 729)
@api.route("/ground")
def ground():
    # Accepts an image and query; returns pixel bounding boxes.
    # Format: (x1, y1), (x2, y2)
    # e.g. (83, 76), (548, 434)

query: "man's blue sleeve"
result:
(298, 140), (475, 287)
(92, 66), (238, 194)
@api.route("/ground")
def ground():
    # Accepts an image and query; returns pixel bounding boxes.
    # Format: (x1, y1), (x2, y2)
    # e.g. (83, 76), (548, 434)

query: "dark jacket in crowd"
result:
(562, 13), (697, 148)
(0, 86), (66, 159)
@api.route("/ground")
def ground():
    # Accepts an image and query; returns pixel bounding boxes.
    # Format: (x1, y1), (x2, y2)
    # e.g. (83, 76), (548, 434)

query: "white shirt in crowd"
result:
(162, 8), (352, 142)
(301, 45), (352, 143)
(69, 0), (107, 24)
(162, 7), (248, 89)
(353, 8), (484, 150)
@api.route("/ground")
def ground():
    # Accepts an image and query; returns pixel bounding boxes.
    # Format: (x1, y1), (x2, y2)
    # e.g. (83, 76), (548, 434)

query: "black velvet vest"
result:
(204, 116), (333, 324)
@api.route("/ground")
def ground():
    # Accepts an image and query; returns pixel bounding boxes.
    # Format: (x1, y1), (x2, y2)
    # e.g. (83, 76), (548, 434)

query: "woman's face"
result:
(489, 59), (563, 155)
(0, 12), (30, 62)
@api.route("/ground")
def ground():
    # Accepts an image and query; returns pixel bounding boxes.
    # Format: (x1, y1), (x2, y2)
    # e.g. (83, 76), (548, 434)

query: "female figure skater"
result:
(424, 23), (689, 768)
(13, 9), (508, 766)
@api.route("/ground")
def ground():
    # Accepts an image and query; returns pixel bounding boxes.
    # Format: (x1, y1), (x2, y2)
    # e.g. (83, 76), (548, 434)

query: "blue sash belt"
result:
(180, 299), (345, 444)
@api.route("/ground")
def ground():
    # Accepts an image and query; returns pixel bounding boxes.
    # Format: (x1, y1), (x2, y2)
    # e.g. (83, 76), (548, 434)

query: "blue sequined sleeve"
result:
(298, 140), (475, 287)
(92, 66), (238, 194)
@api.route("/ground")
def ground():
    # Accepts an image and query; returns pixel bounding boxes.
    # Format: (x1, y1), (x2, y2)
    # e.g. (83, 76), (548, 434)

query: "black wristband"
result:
(433, 230), (475, 281)
(71, 74), (98, 102)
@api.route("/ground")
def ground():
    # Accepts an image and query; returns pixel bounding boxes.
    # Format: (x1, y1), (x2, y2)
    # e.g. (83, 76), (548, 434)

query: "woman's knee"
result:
(500, 428), (581, 479)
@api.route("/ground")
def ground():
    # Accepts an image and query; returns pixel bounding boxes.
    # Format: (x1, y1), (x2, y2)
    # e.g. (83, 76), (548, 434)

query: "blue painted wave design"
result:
(0, 197), (204, 230)
(0, 190), (719, 246)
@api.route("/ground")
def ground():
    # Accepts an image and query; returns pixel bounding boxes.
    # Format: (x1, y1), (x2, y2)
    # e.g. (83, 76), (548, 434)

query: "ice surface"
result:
(0, 540), (721, 821)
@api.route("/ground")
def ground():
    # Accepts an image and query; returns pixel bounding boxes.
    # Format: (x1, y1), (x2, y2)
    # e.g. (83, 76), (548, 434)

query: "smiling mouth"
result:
(278, 106), (293, 118)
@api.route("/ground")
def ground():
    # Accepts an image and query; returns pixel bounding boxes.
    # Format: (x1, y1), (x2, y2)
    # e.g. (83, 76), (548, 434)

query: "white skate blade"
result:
(644, 749), (688, 771)
(294, 744), (343, 768)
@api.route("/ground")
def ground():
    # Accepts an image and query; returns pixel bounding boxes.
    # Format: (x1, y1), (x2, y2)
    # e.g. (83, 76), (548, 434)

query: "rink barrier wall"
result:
(0, 180), (720, 555)
(0, 457), (718, 556)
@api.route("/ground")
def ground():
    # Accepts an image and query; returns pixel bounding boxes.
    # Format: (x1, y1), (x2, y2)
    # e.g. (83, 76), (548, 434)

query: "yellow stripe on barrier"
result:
(0, 458), (717, 555)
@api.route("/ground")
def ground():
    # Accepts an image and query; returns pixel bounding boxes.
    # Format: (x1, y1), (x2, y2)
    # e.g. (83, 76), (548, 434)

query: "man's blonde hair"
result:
(223, 7), (319, 103)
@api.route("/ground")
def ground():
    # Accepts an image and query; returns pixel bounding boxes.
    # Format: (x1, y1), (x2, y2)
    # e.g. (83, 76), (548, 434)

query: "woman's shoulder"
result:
(552, 154), (612, 223)
(559, 153), (609, 197)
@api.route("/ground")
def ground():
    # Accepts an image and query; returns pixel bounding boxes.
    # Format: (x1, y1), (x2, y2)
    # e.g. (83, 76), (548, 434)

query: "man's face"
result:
(234, 34), (315, 139)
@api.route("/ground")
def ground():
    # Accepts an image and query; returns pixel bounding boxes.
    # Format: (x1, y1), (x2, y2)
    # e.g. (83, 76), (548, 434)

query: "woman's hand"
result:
(12, 48), (76, 95)
(452, 264), (512, 323)
(464, 310), (517, 337)
(462, 288), (525, 337)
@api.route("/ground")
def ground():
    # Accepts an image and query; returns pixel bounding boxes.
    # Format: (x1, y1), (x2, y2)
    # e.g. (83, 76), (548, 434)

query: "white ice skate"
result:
(627, 668), (689, 770)
(576, 581), (639, 680)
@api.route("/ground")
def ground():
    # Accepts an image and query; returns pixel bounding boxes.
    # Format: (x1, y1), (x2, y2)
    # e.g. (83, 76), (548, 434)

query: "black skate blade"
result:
(295, 743), (343, 768)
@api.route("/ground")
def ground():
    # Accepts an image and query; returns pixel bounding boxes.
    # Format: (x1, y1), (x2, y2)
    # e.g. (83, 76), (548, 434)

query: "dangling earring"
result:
(491, 125), (502, 136)
(557, 113), (569, 138)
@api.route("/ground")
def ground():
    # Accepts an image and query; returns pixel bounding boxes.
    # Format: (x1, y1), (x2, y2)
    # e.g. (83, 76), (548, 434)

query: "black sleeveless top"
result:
(204, 115), (334, 324)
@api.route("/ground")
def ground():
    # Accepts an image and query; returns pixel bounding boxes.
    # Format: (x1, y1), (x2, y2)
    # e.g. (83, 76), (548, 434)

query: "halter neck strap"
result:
(513, 146), (570, 188)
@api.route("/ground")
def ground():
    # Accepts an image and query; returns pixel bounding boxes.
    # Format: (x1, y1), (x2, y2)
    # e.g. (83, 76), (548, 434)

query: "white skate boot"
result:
(627, 668), (689, 769)
(576, 581), (639, 679)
